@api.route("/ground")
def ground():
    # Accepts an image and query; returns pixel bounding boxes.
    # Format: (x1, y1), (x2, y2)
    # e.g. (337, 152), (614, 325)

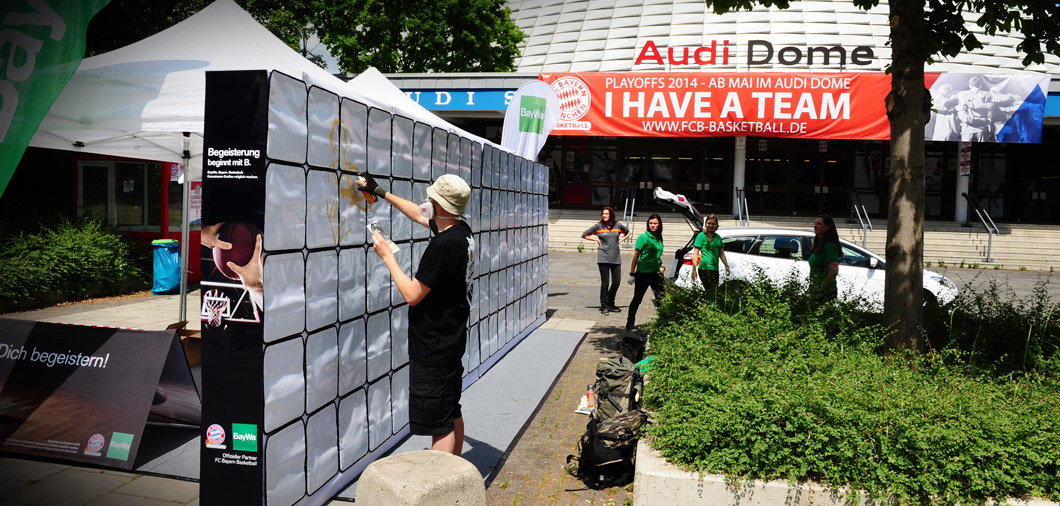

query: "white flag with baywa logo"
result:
(501, 80), (559, 160)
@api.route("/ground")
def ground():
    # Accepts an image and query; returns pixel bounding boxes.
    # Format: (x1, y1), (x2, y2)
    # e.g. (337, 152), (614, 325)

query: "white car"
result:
(652, 188), (958, 311)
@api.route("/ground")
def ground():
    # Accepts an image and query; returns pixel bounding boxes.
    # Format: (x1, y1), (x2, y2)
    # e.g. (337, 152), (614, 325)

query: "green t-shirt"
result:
(808, 242), (841, 295)
(634, 231), (664, 274)
(693, 231), (723, 271)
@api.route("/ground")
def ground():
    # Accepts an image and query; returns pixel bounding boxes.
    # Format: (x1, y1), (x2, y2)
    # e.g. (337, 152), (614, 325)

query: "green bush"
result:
(0, 218), (147, 308)
(644, 279), (1060, 505)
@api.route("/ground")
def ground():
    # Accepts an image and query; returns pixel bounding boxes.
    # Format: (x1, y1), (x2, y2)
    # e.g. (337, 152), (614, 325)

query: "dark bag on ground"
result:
(564, 409), (648, 489)
(620, 334), (645, 363)
(594, 356), (643, 421)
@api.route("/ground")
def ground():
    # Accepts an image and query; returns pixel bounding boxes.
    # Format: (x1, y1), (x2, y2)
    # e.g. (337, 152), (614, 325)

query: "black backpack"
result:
(564, 409), (648, 489)
(620, 334), (645, 363)
(593, 356), (643, 421)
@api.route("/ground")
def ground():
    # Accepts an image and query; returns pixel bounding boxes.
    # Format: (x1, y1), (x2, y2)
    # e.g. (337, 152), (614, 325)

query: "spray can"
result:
(355, 176), (378, 204)
(586, 384), (595, 411)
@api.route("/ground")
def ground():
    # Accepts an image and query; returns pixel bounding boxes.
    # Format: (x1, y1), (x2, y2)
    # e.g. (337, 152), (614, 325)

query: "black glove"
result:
(359, 173), (387, 198)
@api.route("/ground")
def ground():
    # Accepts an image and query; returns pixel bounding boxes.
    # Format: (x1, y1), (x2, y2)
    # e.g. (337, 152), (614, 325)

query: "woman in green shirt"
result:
(808, 215), (843, 302)
(626, 214), (665, 332)
(691, 213), (730, 290)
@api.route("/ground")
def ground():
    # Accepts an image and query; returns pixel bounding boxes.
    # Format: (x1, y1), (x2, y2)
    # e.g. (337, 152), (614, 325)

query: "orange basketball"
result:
(212, 221), (262, 280)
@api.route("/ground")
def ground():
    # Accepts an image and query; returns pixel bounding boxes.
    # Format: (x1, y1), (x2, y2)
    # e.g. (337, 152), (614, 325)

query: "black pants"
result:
(698, 269), (719, 290)
(627, 272), (664, 327)
(598, 263), (621, 307)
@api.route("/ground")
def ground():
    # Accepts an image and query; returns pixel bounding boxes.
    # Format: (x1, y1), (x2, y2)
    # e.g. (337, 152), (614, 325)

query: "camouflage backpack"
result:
(593, 356), (643, 421)
(564, 408), (648, 489)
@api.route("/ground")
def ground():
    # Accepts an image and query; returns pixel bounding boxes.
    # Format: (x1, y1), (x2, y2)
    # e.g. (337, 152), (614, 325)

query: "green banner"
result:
(0, 0), (109, 198)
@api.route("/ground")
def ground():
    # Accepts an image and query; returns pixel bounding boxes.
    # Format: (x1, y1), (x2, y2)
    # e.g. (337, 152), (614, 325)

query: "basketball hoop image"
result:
(202, 289), (231, 327)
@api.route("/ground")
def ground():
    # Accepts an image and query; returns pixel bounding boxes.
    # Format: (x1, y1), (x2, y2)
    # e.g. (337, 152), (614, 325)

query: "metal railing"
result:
(962, 192), (999, 263)
(621, 186), (637, 248)
(734, 187), (750, 226)
(849, 191), (872, 247)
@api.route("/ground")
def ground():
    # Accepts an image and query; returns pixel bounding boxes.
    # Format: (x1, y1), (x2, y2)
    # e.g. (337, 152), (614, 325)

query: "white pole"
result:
(732, 136), (747, 219)
(954, 144), (970, 223)
(178, 133), (191, 323)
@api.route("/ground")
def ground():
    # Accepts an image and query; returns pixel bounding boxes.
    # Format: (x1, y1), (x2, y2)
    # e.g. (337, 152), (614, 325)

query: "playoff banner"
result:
(541, 71), (1049, 143)
(540, 71), (892, 140)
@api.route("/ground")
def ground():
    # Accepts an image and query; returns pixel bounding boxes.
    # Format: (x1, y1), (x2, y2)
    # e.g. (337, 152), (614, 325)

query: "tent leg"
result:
(178, 136), (191, 323)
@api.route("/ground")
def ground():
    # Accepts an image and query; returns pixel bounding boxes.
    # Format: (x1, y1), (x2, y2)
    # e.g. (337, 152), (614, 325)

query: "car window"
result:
(839, 245), (872, 268)
(755, 235), (803, 259)
(722, 236), (755, 254)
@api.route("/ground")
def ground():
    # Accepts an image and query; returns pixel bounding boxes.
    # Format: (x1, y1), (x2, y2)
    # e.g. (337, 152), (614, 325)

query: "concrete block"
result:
(356, 450), (485, 506)
(633, 439), (1059, 506)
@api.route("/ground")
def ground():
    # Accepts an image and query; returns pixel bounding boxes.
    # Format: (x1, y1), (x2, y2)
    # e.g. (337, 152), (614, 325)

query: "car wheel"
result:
(923, 289), (940, 311)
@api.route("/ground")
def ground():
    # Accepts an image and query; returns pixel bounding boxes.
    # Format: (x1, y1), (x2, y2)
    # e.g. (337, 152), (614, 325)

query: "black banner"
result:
(200, 70), (269, 506)
(0, 318), (197, 470)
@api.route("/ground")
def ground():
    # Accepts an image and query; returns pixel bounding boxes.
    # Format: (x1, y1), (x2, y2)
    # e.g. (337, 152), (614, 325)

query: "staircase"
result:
(546, 209), (1060, 273)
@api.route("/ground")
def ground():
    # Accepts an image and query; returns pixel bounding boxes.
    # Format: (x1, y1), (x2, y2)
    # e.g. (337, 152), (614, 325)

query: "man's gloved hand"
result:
(359, 173), (387, 198)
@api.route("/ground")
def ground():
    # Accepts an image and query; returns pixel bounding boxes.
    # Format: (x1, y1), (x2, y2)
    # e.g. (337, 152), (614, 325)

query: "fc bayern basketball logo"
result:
(551, 76), (591, 121)
(85, 434), (105, 455)
(206, 424), (226, 446)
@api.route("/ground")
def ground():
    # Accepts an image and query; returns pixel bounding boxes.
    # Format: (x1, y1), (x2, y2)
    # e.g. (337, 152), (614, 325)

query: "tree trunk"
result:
(883, 0), (930, 354)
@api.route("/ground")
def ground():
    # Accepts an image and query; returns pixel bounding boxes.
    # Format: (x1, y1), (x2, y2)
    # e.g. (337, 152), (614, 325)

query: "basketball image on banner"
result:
(199, 69), (549, 506)
(923, 73), (1049, 143)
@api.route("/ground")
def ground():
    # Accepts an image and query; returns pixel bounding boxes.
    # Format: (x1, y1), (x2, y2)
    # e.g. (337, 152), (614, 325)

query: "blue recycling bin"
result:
(151, 239), (181, 295)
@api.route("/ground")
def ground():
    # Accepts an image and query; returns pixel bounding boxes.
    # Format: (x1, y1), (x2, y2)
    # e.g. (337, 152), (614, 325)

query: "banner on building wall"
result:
(924, 73), (1049, 143)
(0, 0), (111, 199)
(540, 72), (892, 139)
(501, 80), (560, 159)
(540, 72), (1049, 143)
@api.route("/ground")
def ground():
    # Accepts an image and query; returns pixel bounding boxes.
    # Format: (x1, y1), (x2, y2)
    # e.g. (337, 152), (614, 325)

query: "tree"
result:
(314, 0), (526, 73)
(85, 0), (206, 56)
(705, 0), (1060, 354)
(236, 0), (329, 69)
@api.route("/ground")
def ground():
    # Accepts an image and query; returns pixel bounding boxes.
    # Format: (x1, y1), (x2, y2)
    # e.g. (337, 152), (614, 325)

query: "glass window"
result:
(756, 235), (802, 259)
(839, 245), (873, 268)
(78, 160), (162, 231)
(651, 156), (672, 182)
(722, 236), (756, 254)
(169, 180), (183, 229)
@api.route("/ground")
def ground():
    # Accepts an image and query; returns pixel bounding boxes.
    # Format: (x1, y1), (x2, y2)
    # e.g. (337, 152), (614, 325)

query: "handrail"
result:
(621, 186), (636, 248)
(849, 191), (872, 247)
(961, 192), (999, 262)
(734, 187), (750, 226)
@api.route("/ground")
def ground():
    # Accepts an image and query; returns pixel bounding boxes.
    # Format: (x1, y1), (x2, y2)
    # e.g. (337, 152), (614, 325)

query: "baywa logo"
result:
(232, 423), (258, 452)
(106, 432), (134, 462)
(552, 76), (591, 121)
(518, 95), (547, 134)
(205, 423), (226, 449)
(84, 433), (105, 456)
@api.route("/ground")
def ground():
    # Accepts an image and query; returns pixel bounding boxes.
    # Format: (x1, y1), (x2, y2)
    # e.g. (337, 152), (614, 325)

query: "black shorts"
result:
(409, 369), (463, 436)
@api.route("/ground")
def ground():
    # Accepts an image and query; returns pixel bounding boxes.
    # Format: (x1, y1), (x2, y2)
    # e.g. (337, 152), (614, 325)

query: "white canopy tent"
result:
(28, 0), (496, 322)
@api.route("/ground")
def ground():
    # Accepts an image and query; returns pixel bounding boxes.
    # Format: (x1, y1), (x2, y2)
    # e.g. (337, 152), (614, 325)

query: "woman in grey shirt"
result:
(582, 206), (631, 313)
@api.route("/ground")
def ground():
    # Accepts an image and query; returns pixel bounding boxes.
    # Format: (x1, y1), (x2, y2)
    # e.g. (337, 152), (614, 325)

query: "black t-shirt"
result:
(409, 220), (474, 373)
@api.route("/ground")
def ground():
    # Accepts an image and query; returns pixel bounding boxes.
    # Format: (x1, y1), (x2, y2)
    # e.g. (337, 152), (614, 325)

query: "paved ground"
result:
(0, 251), (1055, 505)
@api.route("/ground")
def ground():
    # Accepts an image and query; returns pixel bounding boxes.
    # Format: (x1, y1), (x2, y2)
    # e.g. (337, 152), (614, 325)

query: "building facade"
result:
(384, 0), (1060, 224)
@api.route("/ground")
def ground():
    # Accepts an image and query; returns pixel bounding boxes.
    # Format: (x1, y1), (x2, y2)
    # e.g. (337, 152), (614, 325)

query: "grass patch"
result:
(643, 277), (1060, 505)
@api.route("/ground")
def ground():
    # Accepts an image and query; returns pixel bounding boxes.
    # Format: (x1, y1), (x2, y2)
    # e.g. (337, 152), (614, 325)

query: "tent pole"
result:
(178, 133), (191, 323)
